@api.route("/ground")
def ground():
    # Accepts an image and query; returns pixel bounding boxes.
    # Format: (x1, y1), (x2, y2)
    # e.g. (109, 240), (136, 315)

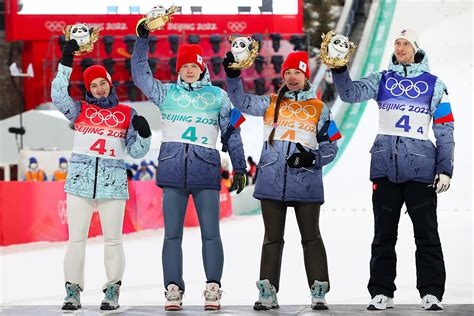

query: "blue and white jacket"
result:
(226, 76), (338, 203)
(51, 64), (151, 199)
(132, 37), (246, 191)
(332, 49), (454, 183)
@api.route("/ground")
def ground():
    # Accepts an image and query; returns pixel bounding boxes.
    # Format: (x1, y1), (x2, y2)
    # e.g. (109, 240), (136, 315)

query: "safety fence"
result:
(0, 181), (232, 246)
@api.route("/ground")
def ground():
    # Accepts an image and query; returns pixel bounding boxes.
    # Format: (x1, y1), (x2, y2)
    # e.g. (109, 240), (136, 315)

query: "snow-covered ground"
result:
(1, 0), (472, 307)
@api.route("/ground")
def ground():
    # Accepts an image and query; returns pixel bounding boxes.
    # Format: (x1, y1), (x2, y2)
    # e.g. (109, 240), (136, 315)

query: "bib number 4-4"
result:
(395, 115), (423, 135)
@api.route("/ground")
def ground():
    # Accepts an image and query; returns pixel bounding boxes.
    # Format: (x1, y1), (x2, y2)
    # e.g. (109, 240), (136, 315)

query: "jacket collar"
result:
(85, 86), (119, 108)
(388, 49), (430, 77)
(176, 64), (212, 91)
(282, 83), (317, 101)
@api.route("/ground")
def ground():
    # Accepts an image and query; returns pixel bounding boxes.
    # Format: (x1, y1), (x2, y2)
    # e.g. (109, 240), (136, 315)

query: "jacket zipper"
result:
(395, 136), (400, 182)
(92, 157), (99, 199)
(184, 144), (189, 188)
(397, 64), (408, 182)
(282, 143), (291, 200)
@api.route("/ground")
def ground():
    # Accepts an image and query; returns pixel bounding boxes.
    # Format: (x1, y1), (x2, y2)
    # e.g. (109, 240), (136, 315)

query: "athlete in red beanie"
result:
(176, 44), (205, 72)
(83, 65), (113, 96)
(281, 51), (310, 79)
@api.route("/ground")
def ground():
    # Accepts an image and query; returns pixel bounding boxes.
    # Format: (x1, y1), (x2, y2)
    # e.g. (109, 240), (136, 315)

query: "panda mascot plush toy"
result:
(328, 34), (351, 59)
(231, 37), (253, 63)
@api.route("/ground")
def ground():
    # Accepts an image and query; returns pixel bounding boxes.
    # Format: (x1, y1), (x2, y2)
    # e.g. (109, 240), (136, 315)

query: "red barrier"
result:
(0, 181), (232, 246)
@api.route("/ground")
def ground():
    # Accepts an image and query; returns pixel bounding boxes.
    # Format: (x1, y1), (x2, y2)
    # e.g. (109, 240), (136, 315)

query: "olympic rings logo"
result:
(279, 101), (317, 121)
(85, 107), (126, 127)
(171, 91), (216, 110)
(44, 20), (66, 33)
(385, 77), (429, 99)
(57, 200), (67, 225)
(227, 21), (247, 33)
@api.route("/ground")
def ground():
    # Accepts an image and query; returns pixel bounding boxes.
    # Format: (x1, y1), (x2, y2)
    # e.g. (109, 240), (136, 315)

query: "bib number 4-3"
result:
(395, 115), (423, 135)
(90, 138), (116, 157)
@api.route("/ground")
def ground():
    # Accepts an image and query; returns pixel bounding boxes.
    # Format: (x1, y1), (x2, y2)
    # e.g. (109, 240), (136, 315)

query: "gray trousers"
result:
(162, 187), (223, 291)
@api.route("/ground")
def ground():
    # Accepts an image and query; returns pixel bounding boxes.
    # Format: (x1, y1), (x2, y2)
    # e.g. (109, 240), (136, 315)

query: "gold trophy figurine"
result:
(143, 4), (179, 32)
(320, 30), (357, 68)
(228, 36), (260, 70)
(64, 23), (101, 56)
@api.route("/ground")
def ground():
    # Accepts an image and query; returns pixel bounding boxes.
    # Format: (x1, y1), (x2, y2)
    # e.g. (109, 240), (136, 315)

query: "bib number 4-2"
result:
(90, 138), (116, 157)
(181, 126), (208, 145)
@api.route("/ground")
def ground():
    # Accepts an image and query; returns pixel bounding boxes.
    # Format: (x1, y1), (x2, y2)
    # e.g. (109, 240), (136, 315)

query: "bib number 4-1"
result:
(90, 138), (116, 157)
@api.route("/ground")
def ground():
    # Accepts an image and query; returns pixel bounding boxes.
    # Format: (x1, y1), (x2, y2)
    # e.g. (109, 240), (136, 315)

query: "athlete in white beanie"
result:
(393, 28), (420, 65)
(395, 28), (420, 52)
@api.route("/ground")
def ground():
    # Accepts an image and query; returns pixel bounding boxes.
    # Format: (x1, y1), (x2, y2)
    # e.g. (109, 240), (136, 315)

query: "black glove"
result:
(331, 65), (348, 74)
(286, 143), (316, 168)
(230, 172), (247, 194)
(132, 115), (151, 138)
(316, 120), (331, 143)
(60, 39), (79, 67)
(136, 18), (149, 39)
(223, 51), (241, 78)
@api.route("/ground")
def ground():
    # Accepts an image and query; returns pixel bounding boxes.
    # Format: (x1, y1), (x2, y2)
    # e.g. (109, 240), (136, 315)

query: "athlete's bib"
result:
(160, 86), (222, 149)
(263, 95), (324, 150)
(376, 71), (437, 140)
(73, 102), (132, 159)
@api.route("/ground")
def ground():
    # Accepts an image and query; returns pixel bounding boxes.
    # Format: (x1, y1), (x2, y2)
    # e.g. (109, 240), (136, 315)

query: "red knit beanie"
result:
(281, 51), (310, 79)
(176, 44), (205, 72)
(83, 65), (113, 92)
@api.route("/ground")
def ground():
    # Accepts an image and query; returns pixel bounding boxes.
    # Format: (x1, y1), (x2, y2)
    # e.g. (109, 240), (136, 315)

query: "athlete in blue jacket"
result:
(225, 50), (340, 310)
(52, 39), (151, 311)
(331, 28), (454, 311)
(132, 21), (247, 311)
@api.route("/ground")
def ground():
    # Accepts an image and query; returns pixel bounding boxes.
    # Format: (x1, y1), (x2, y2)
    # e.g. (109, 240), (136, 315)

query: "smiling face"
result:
(283, 68), (306, 91)
(394, 38), (415, 65)
(89, 77), (111, 99)
(179, 63), (202, 84)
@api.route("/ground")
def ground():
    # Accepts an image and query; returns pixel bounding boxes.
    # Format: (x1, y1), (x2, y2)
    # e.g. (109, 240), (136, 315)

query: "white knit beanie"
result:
(395, 28), (420, 52)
